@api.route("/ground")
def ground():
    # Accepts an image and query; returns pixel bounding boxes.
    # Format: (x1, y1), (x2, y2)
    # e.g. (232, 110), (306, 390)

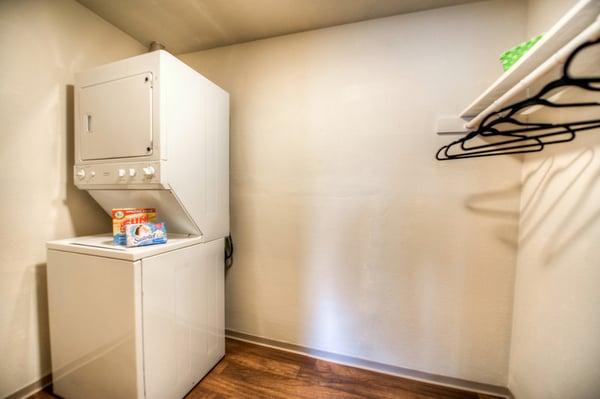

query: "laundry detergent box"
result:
(112, 208), (156, 245)
(126, 222), (167, 247)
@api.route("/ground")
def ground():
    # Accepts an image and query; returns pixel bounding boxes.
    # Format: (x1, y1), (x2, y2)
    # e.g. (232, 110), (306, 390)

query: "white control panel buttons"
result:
(75, 162), (160, 186)
(142, 166), (155, 177)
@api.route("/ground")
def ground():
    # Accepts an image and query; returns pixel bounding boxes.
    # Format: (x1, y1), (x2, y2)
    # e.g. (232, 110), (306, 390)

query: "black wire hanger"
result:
(436, 37), (600, 160)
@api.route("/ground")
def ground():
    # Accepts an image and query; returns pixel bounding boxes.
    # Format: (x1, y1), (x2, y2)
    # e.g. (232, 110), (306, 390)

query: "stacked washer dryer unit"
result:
(46, 50), (229, 399)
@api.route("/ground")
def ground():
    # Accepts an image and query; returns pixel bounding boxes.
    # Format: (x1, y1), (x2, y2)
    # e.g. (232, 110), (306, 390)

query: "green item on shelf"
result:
(500, 34), (544, 71)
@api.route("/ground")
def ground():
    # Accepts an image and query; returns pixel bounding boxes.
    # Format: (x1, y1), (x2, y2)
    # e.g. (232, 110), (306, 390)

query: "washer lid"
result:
(47, 234), (203, 261)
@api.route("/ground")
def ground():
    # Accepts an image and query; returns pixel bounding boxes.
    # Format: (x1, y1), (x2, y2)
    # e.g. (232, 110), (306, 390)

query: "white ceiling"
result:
(78, 0), (483, 54)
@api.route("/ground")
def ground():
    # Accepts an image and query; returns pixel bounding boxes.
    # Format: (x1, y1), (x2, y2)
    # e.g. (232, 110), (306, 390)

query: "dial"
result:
(142, 166), (155, 177)
(118, 168), (126, 178)
(129, 168), (137, 177)
(76, 169), (85, 180)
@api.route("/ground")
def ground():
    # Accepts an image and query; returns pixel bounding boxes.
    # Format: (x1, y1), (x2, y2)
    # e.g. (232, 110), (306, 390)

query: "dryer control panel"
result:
(74, 161), (165, 188)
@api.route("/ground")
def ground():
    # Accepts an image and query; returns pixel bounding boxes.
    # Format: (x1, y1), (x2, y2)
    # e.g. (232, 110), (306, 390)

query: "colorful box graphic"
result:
(126, 223), (167, 247)
(112, 208), (156, 245)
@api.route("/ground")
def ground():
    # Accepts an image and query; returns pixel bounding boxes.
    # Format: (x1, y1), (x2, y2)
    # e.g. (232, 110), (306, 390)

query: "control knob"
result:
(76, 169), (85, 180)
(118, 168), (126, 178)
(129, 168), (137, 177)
(142, 166), (155, 177)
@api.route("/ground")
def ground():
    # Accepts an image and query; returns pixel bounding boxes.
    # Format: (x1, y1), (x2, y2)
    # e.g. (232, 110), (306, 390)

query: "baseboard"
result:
(226, 329), (511, 398)
(5, 373), (52, 399)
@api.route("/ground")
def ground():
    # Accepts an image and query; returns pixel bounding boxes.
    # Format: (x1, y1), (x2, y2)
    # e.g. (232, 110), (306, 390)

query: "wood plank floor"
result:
(31, 338), (501, 399)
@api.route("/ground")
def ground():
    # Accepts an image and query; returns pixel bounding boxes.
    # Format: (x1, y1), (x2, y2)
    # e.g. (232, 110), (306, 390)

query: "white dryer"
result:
(46, 50), (229, 399)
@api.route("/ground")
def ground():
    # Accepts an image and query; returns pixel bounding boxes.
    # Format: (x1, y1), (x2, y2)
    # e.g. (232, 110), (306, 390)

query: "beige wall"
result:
(180, 0), (526, 386)
(0, 0), (144, 396)
(4, 0), (592, 395)
(526, 0), (580, 37)
(509, 1), (600, 398)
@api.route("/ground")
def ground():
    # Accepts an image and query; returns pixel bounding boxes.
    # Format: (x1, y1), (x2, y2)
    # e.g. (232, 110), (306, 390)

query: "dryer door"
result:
(79, 72), (153, 160)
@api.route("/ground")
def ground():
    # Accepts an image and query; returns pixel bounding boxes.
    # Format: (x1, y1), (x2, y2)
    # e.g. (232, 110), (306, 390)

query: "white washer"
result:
(47, 234), (224, 399)
(47, 50), (230, 399)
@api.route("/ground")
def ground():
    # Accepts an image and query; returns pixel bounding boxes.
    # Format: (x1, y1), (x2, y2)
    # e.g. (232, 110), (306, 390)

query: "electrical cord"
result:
(224, 235), (234, 268)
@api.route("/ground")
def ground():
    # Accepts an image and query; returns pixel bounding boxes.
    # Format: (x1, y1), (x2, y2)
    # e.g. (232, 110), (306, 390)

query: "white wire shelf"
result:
(460, 0), (600, 130)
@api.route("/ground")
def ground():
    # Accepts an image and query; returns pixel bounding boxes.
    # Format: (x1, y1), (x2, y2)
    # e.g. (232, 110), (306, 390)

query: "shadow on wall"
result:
(465, 126), (600, 262)
(517, 128), (600, 265)
(519, 148), (594, 244)
(63, 85), (110, 236)
(465, 182), (521, 250)
(545, 157), (600, 263)
(34, 263), (52, 383)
